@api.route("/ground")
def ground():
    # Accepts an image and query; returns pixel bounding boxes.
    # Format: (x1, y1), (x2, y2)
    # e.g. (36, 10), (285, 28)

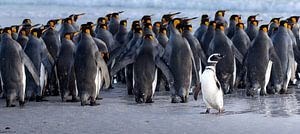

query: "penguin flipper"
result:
(20, 51), (40, 86)
(107, 45), (125, 66)
(93, 38), (108, 52)
(292, 43), (300, 63)
(269, 46), (283, 83)
(95, 52), (111, 88)
(110, 55), (135, 76)
(232, 45), (244, 64)
(155, 58), (174, 85)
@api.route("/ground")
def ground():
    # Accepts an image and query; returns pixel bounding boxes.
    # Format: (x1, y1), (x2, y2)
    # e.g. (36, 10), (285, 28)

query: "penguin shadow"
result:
(199, 109), (254, 116)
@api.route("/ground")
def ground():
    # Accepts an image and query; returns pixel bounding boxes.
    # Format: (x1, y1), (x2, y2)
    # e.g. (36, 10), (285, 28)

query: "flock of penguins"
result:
(0, 9), (300, 113)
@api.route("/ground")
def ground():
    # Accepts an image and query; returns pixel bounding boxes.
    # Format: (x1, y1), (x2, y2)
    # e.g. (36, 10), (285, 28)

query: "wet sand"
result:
(1, 84), (300, 134)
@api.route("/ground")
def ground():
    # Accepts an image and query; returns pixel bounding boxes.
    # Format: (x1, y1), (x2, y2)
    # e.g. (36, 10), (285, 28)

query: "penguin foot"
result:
(205, 108), (210, 114)
(279, 89), (288, 94)
(36, 96), (48, 102)
(19, 101), (25, 107)
(260, 91), (267, 96)
(145, 99), (154, 103)
(180, 97), (188, 103)
(171, 97), (180, 103)
(6, 100), (16, 107)
(90, 101), (100, 106)
(96, 97), (103, 100)
(218, 108), (225, 114)
(135, 98), (143, 104)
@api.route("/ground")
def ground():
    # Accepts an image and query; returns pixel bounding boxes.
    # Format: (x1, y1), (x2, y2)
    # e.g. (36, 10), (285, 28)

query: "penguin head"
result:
(279, 20), (289, 28)
(63, 32), (78, 40)
(86, 22), (95, 30)
(182, 17), (198, 26)
(2, 27), (12, 35)
(236, 23), (245, 30)
(69, 13), (85, 22)
(111, 12), (121, 20)
(207, 53), (225, 64)
(184, 24), (193, 32)
(143, 23), (153, 30)
(133, 27), (143, 34)
(153, 22), (161, 28)
(288, 16), (300, 24)
(142, 15), (152, 24)
(120, 20), (127, 27)
(259, 25), (269, 33)
(47, 19), (61, 29)
(201, 14), (209, 20)
(22, 19), (32, 25)
(30, 27), (46, 38)
(250, 20), (259, 27)
(99, 24), (108, 30)
(209, 21), (217, 28)
(63, 17), (73, 25)
(247, 14), (259, 22)
(80, 24), (92, 34)
(159, 27), (167, 35)
(215, 10), (228, 17)
(201, 18), (210, 26)
(287, 23), (292, 30)
(161, 12), (181, 25)
(230, 15), (240, 23)
(170, 18), (182, 29)
(131, 20), (140, 30)
(97, 17), (106, 25)
(105, 13), (112, 22)
(19, 28), (27, 36)
(143, 34), (154, 41)
(11, 25), (20, 33)
(216, 23), (225, 32)
(270, 17), (281, 25)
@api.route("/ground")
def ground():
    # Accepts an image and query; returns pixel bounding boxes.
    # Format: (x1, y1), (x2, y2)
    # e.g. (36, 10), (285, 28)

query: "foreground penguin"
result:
(201, 53), (225, 113)
(207, 23), (242, 94)
(245, 25), (283, 96)
(24, 27), (54, 101)
(57, 32), (78, 102)
(74, 24), (110, 106)
(0, 27), (40, 107)
(271, 20), (294, 94)
(164, 18), (200, 103)
(110, 33), (174, 103)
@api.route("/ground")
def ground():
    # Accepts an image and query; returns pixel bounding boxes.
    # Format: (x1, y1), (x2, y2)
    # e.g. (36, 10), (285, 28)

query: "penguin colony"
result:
(0, 10), (300, 113)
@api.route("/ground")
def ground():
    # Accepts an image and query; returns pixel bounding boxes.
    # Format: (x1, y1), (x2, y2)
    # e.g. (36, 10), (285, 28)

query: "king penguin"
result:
(246, 19), (260, 41)
(201, 53), (225, 113)
(227, 15), (240, 39)
(194, 15), (209, 44)
(109, 11), (124, 35)
(24, 27), (54, 101)
(0, 27), (40, 107)
(245, 25), (283, 96)
(74, 24), (110, 106)
(42, 19), (62, 96)
(271, 20), (295, 94)
(163, 18), (199, 103)
(57, 32), (78, 102)
(201, 21), (216, 57)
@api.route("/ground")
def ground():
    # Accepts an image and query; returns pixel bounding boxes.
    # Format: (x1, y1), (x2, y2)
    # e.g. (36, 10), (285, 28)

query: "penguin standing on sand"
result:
(24, 27), (54, 101)
(42, 19), (62, 96)
(201, 53), (225, 113)
(164, 18), (199, 103)
(231, 23), (251, 87)
(110, 33), (174, 103)
(245, 25), (283, 96)
(57, 32), (78, 102)
(271, 20), (295, 94)
(0, 27), (40, 107)
(207, 23), (242, 94)
(74, 24), (110, 106)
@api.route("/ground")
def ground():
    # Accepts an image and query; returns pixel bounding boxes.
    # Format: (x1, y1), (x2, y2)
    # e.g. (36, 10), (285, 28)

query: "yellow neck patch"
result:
(173, 20), (181, 28)
(155, 23), (160, 28)
(238, 24), (244, 29)
(204, 21), (209, 26)
(188, 27), (192, 32)
(218, 12), (223, 16)
(283, 23), (288, 28)
(162, 29), (166, 35)
(12, 28), (16, 33)
(33, 32), (38, 37)
(253, 21), (258, 26)
(292, 18), (297, 24)
(219, 26), (225, 31)
(21, 30), (26, 36)
(262, 27), (268, 33)
(85, 29), (91, 34)
(65, 34), (71, 40)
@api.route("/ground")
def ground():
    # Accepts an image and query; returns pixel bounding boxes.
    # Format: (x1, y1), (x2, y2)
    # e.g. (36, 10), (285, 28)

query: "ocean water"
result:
(0, 0), (299, 29)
